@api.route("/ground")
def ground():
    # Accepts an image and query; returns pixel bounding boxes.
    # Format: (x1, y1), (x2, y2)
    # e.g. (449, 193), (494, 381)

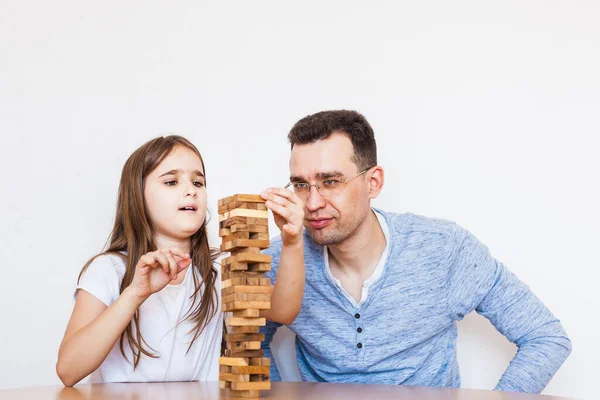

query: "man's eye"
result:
(294, 183), (310, 190)
(165, 180), (177, 186)
(193, 181), (205, 188)
(322, 180), (340, 187)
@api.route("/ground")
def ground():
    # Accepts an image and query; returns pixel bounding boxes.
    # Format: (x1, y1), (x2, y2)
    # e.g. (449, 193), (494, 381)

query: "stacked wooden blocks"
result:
(218, 194), (272, 399)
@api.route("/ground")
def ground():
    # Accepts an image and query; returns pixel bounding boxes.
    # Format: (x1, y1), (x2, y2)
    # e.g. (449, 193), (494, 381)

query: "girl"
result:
(56, 135), (305, 386)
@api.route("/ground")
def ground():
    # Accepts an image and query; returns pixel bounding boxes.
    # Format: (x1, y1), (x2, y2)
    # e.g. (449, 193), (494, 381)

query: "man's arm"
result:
(446, 226), (572, 393)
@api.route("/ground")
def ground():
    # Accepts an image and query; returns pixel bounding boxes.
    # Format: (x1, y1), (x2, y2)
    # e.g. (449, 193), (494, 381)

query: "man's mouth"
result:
(307, 218), (332, 229)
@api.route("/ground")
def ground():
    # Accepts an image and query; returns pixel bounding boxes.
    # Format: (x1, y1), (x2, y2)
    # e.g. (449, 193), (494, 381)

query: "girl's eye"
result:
(193, 181), (205, 188)
(165, 180), (177, 186)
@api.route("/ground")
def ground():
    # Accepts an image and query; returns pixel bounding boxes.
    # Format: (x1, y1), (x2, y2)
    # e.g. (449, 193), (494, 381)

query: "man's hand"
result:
(261, 187), (304, 246)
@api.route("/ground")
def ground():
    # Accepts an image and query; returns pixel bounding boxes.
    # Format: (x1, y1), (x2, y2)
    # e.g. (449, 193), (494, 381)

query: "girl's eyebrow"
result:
(159, 169), (205, 178)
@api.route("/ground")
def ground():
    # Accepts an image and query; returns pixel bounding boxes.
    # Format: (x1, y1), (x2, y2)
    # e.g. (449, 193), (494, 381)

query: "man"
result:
(260, 110), (571, 393)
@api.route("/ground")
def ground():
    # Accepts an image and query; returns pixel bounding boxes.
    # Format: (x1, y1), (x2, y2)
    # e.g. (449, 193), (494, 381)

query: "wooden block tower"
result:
(218, 194), (272, 399)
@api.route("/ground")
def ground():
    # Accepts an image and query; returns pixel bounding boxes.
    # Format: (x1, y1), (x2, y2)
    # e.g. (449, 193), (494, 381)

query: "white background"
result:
(1, 1), (598, 399)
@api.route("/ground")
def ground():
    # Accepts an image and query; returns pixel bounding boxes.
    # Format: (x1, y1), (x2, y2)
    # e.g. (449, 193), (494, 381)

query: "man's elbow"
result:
(560, 335), (573, 360)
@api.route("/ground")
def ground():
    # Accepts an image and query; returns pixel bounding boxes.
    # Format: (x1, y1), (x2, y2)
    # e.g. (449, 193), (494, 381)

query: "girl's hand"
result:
(130, 247), (191, 302)
(261, 188), (304, 246)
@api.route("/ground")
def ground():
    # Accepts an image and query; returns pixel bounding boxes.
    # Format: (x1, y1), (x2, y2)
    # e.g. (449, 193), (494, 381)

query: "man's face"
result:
(289, 132), (372, 246)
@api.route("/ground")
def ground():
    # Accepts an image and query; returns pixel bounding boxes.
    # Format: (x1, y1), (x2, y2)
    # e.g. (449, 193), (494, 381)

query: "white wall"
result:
(1, 1), (598, 398)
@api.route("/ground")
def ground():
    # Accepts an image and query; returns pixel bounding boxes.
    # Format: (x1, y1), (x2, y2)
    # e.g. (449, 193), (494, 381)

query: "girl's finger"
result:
(153, 251), (170, 274)
(139, 254), (155, 268)
(169, 247), (190, 260)
(162, 250), (179, 278)
(177, 258), (192, 272)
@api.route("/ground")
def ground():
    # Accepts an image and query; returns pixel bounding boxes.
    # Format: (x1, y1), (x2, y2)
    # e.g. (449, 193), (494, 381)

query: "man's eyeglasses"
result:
(285, 168), (372, 198)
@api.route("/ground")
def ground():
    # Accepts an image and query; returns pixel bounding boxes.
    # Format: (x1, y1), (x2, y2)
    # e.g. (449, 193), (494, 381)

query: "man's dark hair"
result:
(288, 110), (377, 170)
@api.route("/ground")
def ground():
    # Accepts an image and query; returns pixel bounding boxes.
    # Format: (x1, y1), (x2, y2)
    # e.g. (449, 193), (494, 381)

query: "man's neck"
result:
(327, 210), (386, 279)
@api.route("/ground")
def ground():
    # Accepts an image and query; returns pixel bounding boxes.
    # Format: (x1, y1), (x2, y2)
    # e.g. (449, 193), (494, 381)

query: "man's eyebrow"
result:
(289, 171), (344, 181)
(159, 169), (205, 178)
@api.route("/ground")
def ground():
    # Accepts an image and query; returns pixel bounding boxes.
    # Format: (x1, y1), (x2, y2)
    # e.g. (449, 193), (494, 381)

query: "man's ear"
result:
(367, 166), (384, 199)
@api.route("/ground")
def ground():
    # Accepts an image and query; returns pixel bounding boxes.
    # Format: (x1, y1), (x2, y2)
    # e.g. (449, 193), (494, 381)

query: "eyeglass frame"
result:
(284, 167), (373, 197)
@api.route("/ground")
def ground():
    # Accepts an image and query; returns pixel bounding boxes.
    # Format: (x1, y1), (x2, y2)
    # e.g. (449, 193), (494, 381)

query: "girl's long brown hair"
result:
(78, 135), (219, 368)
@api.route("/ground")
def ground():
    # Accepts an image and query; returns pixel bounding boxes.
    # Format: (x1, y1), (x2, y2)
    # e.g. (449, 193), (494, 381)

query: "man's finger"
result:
(262, 187), (302, 206)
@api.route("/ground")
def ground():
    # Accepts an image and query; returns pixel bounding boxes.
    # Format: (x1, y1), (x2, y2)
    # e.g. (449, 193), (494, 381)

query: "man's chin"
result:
(307, 228), (344, 246)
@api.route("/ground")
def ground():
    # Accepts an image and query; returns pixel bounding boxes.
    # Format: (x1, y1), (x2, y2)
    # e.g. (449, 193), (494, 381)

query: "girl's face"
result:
(144, 145), (207, 243)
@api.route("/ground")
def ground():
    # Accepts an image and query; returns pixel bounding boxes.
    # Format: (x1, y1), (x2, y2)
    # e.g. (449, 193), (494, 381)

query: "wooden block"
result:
(224, 349), (265, 358)
(231, 365), (270, 374)
(218, 203), (233, 214)
(222, 277), (271, 289)
(219, 209), (268, 222)
(233, 194), (265, 203)
(223, 293), (270, 304)
(225, 389), (261, 399)
(229, 201), (249, 211)
(231, 381), (271, 391)
(232, 309), (261, 317)
(223, 253), (272, 266)
(222, 285), (273, 296)
(221, 216), (248, 228)
(225, 317), (266, 327)
(222, 278), (247, 289)
(219, 227), (232, 237)
(249, 358), (271, 366)
(250, 232), (269, 240)
(250, 374), (269, 382)
(219, 365), (231, 373)
(222, 271), (266, 281)
(231, 247), (262, 255)
(221, 239), (270, 252)
(227, 341), (261, 351)
(256, 218), (269, 226)
(221, 231), (250, 242)
(229, 326), (260, 334)
(251, 277), (272, 286)
(248, 263), (271, 272)
(225, 333), (265, 342)
(223, 301), (271, 312)
(256, 203), (267, 211)
(220, 372), (250, 382)
(226, 262), (271, 272)
(246, 217), (257, 225)
(230, 224), (269, 233)
(219, 357), (249, 366)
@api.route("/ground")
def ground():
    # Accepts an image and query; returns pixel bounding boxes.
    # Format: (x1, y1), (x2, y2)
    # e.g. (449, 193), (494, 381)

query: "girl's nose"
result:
(184, 183), (197, 197)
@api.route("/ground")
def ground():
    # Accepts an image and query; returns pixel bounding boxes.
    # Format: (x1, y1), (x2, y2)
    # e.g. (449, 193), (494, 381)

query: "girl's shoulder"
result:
(76, 252), (127, 306)
(86, 252), (127, 278)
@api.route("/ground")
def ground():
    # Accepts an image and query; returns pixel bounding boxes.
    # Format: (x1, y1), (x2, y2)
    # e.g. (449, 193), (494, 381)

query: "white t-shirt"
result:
(324, 208), (390, 307)
(76, 253), (223, 383)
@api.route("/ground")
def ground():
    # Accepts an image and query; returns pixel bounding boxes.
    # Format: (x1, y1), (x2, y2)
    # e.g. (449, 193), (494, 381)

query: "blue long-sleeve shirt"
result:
(261, 210), (571, 393)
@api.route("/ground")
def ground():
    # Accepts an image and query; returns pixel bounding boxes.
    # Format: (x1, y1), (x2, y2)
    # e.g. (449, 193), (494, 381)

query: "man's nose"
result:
(305, 186), (326, 211)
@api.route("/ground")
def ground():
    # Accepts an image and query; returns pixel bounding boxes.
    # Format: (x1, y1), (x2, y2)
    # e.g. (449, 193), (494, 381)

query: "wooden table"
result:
(0, 381), (577, 400)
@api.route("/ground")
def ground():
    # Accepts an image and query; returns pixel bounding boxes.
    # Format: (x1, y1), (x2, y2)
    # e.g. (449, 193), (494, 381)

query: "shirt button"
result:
(357, 327), (362, 333)
(355, 313), (360, 319)
(357, 343), (363, 349)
